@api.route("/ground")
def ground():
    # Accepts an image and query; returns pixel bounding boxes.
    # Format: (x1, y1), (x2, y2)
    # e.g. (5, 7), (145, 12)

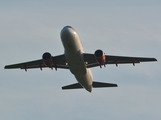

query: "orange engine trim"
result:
(94, 49), (106, 65)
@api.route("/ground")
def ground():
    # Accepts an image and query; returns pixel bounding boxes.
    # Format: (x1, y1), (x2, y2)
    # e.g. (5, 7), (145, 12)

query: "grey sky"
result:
(1, 1), (161, 120)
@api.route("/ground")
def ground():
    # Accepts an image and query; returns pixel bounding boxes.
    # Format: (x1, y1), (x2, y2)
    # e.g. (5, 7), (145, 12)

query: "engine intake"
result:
(42, 52), (53, 67)
(94, 49), (106, 68)
(95, 49), (103, 58)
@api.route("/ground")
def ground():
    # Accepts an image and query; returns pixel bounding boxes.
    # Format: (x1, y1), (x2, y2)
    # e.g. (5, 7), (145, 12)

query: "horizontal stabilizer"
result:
(92, 81), (118, 88)
(62, 83), (83, 90)
(62, 81), (117, 90)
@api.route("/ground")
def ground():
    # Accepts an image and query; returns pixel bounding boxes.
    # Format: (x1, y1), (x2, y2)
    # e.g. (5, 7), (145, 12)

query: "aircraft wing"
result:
(4, 54), (69, 70)
(83, 53), (157, 68)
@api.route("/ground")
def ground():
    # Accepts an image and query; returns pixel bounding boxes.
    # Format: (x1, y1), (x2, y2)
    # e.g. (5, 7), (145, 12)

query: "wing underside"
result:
(5, 53), (157, 70)
(83, 53), (157, 68)
(4, 54), (69, 70)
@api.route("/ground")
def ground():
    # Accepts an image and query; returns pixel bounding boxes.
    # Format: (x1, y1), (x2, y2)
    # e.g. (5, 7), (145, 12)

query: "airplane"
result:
(4, 26), (157, 92)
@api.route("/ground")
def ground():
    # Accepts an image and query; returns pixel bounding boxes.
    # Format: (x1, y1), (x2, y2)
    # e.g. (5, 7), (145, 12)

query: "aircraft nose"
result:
(61, 26), (73, 36)
(60, 26), (76, 41)
(63, 26), (73, 29)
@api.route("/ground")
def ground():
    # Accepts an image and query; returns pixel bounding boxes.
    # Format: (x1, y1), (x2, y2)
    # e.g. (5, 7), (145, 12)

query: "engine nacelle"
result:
(94, 49), (106, 67)
(42, 52), (53, 67)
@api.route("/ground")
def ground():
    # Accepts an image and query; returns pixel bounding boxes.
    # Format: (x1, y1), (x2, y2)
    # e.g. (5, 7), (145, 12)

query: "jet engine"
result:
(42, 52), (53, 67)
(94, 49), (106, 68)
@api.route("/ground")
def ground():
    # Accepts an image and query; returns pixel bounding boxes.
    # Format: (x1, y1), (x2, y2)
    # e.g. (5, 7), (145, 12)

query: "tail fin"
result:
(62, 81), (117, 90)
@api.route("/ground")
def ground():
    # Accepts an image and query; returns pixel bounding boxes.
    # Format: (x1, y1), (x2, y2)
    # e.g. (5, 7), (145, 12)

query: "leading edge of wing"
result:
(106, 55), (157, 62)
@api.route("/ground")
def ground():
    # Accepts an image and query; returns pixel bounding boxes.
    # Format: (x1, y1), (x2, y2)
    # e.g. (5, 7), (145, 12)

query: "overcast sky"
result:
(1, 1), (161, 120)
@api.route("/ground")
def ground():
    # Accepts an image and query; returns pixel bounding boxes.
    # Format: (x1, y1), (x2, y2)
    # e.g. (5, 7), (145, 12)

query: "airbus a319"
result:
(5, 26), (157, 92)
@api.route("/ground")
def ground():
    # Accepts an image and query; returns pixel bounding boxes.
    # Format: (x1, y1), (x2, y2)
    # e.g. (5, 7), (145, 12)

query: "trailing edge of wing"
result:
(62, 82), (117, 90)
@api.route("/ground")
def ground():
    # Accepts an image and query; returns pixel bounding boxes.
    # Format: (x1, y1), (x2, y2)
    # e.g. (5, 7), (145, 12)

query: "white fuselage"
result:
(60, 26), (93, 92)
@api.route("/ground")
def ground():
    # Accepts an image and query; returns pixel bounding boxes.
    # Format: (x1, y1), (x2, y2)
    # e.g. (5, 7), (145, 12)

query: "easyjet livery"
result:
(5, 26), (157, 92)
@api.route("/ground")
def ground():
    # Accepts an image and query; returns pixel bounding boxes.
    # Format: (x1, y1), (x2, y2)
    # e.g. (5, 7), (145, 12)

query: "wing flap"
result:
(20, 64), (69, 69)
